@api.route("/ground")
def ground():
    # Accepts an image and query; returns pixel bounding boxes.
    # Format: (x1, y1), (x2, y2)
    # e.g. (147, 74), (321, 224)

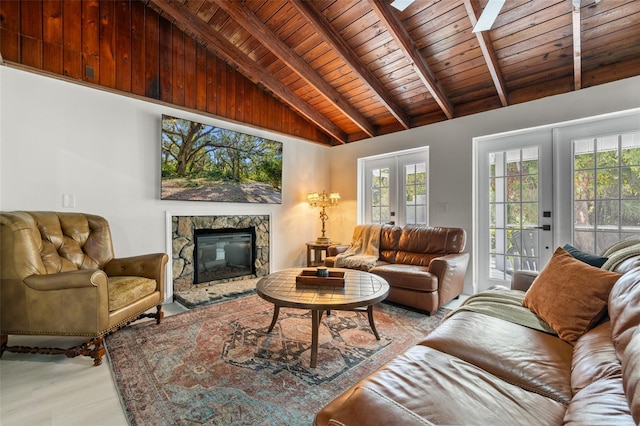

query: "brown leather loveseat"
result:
(325, 225), (469, 315)
(315, 249), (640, 425)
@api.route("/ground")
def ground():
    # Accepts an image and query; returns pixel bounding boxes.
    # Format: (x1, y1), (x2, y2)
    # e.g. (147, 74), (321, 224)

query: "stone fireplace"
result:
(171, 214), (270, 292)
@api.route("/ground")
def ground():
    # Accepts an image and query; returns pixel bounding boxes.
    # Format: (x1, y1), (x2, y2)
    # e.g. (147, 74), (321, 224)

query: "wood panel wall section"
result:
(0, 0), (332, 145)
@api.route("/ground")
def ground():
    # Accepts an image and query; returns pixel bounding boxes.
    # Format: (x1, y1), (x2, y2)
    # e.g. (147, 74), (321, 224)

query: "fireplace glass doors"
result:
(194, 228), (255, 284)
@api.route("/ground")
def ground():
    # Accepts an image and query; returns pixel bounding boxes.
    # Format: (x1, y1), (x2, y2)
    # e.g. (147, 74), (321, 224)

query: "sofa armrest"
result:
(24, 269), (108, 290)
(429, 253), (470, 303)
(327, 245), (350, 257)
(511, 270), (538, 292)
(18, 270), (110, 333)
(104, 253), (168, 294)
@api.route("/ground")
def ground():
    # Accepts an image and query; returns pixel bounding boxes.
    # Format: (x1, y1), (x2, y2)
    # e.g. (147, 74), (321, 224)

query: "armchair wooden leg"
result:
(155, 304), (164, 324)
(88, 337), (106, 366)
(1, 336), (106, 366)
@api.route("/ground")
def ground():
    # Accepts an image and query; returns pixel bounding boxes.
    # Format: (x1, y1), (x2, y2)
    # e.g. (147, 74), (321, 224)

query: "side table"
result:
(306, 241), (338, 267)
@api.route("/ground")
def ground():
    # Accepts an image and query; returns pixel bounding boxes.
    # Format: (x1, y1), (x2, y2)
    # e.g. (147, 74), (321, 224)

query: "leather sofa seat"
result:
(317, 345), (567, 426)
(368, 265), (437, 291)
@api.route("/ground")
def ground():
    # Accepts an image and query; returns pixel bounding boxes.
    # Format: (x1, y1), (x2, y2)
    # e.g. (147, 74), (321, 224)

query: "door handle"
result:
(533, 224), (551, 231)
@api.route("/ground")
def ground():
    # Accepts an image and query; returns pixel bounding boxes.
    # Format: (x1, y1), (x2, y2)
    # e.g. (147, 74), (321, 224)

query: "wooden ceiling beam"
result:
(368, 0), (454, 119)
(464, 0), (508, 106)
(213, 0), (376, 138)
(146, 0), (347, 144)
(572, 0), (582, 90)
(289, 0), (411, 130)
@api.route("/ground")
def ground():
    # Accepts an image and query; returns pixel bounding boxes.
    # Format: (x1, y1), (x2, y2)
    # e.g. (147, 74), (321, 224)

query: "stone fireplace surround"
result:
(167, 213), (271, 298)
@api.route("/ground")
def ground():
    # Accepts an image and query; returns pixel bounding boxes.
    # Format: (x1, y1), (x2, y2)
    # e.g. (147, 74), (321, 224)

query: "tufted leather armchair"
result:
(0, 211), (168, 366)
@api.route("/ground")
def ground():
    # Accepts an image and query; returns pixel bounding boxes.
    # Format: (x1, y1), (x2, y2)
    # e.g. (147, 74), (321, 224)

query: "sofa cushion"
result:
(315, 345), (566, 426)
(108, 276), (157, 311)
(326, 386), (435, 426)
(393, 227), (466, 266)
(623, 328), (640, 423)
(608, 267), (640, 424)
(31, 211), (114, 271)
(563, 376), (634, 425)
(421, 310), (573, 404)
(522, 247), (621, 345)
(613, 255), (640, 275)
(609, 266), (640, 359)
(563, 243), (608, 267)
(571, 321), (621, 394)
(369, 264), (437, 292)
(378, 224), (401, 263)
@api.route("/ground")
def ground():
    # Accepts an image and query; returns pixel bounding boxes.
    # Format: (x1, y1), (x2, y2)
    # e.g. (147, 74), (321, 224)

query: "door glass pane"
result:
(370, 168), (391, 224)
(404, 162), (427, 226)
(572, 131), (640, 254)
(489, 147), (540, 279)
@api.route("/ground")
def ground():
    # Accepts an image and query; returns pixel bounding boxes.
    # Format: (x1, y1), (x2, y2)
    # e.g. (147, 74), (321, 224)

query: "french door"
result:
(476, 110), (640, 292)
(360, 148), (429, 226)
(476, 129), (554, 290)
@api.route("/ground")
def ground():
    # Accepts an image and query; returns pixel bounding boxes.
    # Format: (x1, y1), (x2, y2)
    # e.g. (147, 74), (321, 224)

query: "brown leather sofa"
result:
(0, 211), (168, 365)
(325, 225), (469, 315)
(314, 255), (640, 425)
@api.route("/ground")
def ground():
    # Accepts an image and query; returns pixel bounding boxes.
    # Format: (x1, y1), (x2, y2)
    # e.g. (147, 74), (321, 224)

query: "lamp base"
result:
(315, 236), (331, 244)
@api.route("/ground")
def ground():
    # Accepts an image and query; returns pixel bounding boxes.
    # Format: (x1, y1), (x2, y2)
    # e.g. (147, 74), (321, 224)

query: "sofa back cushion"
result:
(613, 254), (640, 275)
(0, 211), (114, 278)
(607, 266), (640, 423)
(623, 328), (640, 423)
(394, 227), (466, 266)
(379, 224), (402, 263)
(609, 266), (640, 360)
(571, 321), (621, 394)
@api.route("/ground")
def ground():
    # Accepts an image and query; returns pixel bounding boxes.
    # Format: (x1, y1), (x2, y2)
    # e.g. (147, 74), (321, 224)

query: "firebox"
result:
(194, 227), (256, 284)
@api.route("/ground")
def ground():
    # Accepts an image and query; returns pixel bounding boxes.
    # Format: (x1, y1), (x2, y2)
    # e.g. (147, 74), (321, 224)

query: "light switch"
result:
(63, 194), (76, 208)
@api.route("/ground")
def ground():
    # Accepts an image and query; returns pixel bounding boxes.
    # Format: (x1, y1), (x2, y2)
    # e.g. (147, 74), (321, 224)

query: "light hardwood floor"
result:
(0, 297), (467, 425)
(0, 302), (188, 426)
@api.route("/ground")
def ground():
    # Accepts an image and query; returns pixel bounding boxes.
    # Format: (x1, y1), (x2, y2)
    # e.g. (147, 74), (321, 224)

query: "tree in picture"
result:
(161, 115), (283, 203)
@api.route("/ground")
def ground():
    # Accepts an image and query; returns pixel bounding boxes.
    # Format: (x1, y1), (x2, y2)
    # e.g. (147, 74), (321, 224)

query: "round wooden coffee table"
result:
(256, 268), (389, 368)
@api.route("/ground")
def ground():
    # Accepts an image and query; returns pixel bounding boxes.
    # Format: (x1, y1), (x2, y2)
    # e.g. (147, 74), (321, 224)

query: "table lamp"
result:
(308, 190), (340, 244)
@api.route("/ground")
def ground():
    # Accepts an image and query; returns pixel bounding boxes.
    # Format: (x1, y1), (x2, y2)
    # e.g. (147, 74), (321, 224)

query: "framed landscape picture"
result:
(161, 115), (283, 203)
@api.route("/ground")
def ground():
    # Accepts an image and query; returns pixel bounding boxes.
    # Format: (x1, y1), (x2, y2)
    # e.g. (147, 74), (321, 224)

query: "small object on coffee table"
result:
(316, 266), (329, 277)
(296, 269), (345, 286)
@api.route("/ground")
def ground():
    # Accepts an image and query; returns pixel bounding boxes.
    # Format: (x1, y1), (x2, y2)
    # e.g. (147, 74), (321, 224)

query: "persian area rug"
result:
(106, 294), (449, 426)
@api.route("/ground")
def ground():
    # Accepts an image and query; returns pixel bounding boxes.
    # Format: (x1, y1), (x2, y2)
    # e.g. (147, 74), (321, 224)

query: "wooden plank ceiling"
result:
(3, 0), (640, 146)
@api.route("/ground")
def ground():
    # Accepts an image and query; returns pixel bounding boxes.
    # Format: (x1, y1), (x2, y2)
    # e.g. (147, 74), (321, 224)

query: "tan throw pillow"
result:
(522, 247), (621, 345)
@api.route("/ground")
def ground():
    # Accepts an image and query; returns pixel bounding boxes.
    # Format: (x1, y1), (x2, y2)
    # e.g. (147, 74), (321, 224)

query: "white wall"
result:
(0, 66), (330, 298)
(3, 65), (640, 297)
(329, 75), (640, 294)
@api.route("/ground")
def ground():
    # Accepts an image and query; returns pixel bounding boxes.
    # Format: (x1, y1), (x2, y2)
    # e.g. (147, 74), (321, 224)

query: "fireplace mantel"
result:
(165, 211), (272, 301)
